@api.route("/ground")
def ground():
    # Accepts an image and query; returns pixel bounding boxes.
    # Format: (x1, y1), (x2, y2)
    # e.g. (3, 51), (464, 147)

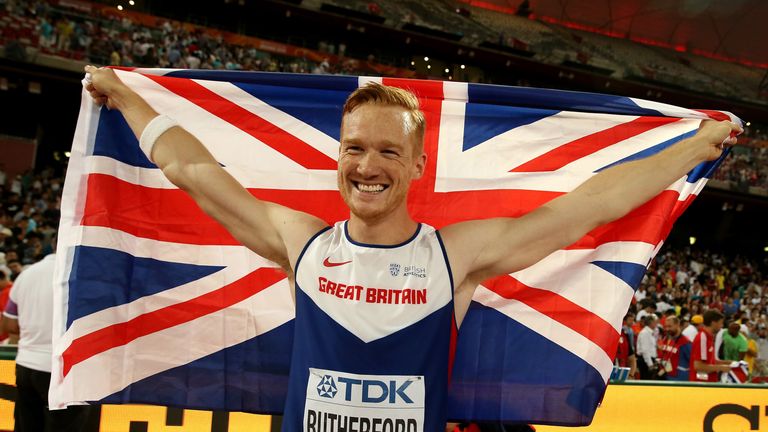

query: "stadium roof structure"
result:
(463, 0), (768, 68)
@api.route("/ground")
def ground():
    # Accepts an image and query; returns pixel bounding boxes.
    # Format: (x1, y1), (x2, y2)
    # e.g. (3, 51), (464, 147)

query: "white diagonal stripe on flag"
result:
(473, 285), (613, 382)
(51, 277), (294, 408)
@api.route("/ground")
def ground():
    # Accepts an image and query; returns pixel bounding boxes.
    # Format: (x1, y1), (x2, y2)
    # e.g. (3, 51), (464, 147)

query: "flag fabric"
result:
(722, 361), (750, 384)
(51, 69), (739, 425)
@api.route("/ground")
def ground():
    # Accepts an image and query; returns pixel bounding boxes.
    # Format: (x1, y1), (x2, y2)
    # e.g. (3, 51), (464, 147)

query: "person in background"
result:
(690, 310), (733, 382)
(742, 323), (759, 374)
(615, 313), (637, 379)
(683, 314), (702, 341)
(636, 314), (658, 379)
(721, 321), (748, 361)
(1, 239), (93, 431)
(657, 316), (691, 381)
(754, 324), (768, 378)
(0, 269), (15, 343)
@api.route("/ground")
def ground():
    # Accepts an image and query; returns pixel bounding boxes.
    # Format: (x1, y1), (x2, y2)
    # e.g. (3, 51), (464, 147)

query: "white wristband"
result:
(139, 114), (178, 162)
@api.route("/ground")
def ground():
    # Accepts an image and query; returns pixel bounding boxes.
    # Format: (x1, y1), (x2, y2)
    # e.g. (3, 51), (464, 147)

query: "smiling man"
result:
(84, 66), (740, 432)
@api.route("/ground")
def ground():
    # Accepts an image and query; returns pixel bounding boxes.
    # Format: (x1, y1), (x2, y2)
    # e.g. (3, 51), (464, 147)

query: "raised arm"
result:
(84, 66), (327, 273)
(442, 119), (741, 314)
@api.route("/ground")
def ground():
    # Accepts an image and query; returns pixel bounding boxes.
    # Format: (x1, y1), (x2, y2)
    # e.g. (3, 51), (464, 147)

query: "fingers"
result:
(83, 65), (110, 106)
(725, 120), (744, 135)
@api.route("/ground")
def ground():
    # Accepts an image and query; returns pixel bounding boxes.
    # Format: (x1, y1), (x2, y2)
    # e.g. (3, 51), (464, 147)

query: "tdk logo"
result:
(320, 375), (415, 404)
(316, 375), (337, 398)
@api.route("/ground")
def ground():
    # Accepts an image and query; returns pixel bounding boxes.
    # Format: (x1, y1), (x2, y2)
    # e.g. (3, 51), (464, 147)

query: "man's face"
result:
(338, 104), (426, 222)
(664, 320), (680, 337)
(711, 318), (725, 333)
(728, 322), (740, 337)
(8, 262), (21, 274)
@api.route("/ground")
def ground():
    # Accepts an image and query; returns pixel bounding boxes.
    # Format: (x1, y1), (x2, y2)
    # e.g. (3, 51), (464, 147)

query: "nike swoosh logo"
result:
(323, 257), (352, 267)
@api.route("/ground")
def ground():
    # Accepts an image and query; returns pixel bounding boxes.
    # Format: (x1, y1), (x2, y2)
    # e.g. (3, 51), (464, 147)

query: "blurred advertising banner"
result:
(5, 354), (768, 431)
(537, 381), (768, 432)
(0, 358), (274, 432)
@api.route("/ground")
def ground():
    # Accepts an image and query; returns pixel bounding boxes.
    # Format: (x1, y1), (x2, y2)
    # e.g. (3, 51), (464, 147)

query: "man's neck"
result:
(347, 212), (419, 246)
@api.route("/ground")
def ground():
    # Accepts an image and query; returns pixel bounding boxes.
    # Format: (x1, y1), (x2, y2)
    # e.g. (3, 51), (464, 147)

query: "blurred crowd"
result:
(1, 1), (768, 382)
(3, 0), (768, 193)
(617, 245), (768, 383)
(1, 0), (367, 75)
(0, 165), (63, 343)
(711, 144), (768, 192)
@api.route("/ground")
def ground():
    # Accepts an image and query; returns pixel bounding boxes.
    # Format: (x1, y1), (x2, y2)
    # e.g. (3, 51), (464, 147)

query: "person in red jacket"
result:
(690, 310), (733, 381)
(657, 316), (691, 380)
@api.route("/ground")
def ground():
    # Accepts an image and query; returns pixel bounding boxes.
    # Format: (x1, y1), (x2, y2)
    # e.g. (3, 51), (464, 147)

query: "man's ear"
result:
(413, 152), (427, 180)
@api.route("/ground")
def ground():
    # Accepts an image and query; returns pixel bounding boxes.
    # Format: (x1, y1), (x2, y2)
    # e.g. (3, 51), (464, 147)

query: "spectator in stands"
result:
(636, 301), (657, 322)
(691, 310), (733, 382)
(6, 259), (23, 281)
(722, 321), (748, 361)
(724, 297), (739, 318)
(683, 314), (702, 341)
(658, 316), (691, 381)
(636, 314), (658, 379)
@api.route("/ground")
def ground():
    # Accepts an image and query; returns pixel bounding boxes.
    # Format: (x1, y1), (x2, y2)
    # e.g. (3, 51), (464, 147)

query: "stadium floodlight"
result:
(424, 56), (429, 61)
(460, 64), (466, 69)
(689, 236), (696, 245)
(427, 64), (431, 69)
(129, 0), (135, 5)
(117, 4), (123, 10)
(444, 68), (449, 73)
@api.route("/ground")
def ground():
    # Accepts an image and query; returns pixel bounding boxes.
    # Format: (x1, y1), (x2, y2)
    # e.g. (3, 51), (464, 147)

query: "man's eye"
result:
(346, 147), (362, 154)
(382, 150), (399, 157)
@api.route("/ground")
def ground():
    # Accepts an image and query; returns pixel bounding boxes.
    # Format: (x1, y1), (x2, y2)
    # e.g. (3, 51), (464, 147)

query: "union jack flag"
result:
(51, 69), (739, 425)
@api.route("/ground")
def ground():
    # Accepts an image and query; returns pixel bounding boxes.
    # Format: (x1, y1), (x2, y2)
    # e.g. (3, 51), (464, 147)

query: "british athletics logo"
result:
(50, 69), (739, 425)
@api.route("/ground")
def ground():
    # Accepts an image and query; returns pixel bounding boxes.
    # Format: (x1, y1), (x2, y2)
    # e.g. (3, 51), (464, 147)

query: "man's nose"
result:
(356, 152), (380, 177)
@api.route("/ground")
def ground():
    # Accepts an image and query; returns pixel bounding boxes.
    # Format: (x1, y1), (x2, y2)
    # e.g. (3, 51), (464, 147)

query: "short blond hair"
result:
(342, 82), (426, 155)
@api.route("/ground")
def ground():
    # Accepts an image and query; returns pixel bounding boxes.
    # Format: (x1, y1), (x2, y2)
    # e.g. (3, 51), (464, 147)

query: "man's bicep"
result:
(457, 207), (579, 282)
(183, 165), (325, 268)
(264, 203), (329, 270)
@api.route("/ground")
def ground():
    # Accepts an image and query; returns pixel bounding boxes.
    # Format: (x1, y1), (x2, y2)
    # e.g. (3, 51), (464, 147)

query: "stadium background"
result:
(0, 0), (766, 430)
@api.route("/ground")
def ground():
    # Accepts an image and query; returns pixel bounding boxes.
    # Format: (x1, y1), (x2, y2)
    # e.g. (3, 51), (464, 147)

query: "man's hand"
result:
(83, 65), (130, 110)
(695, 120), (743, 162)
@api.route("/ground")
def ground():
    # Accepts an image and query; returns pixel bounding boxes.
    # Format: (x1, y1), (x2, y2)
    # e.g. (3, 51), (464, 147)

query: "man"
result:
(0, 269), (14, 343)
(84, 65), (740, 431)
(683, 314), (702, 341)
(615, 313), (637, 379)
(743, 323), (759, 374)
(755, 324), (768, 377)
(636, 314), (659, 379)
(657, 316), (691, 381)
(722, 321), (748, 361)
(1, 247), (93, 431)
(636, 301), (657, 323)
(6, 259), (23, 282)
(690, 310), (733, 382)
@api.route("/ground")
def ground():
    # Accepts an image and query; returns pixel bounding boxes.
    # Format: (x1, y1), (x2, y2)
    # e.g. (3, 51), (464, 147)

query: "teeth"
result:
(357, 183), (385, 192)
